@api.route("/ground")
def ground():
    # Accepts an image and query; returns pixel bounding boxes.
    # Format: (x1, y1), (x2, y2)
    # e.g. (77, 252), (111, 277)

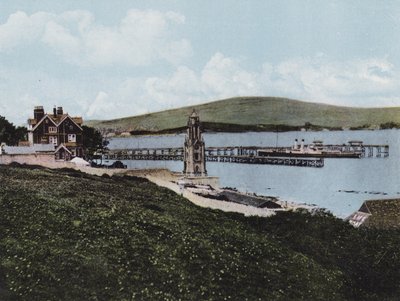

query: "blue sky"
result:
(1, 0), (400, 125)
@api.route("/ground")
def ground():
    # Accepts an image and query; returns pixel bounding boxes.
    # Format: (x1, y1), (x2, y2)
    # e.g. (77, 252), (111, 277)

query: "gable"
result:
(58, 115), (83, 132)
(32, 115), (58, 132)
(55, 144), (72, 154)
(358, 202), (371, 214)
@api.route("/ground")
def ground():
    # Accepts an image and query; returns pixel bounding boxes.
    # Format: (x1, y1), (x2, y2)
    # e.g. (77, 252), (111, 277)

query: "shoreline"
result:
(2, 162), (318, 218)
(123, 168), (319, 217)
(102, 127), (392, 139)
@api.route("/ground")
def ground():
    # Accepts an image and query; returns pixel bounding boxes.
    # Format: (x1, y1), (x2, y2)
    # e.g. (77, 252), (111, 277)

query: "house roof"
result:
(31, 115), (58, 131)
(357, 199), (400, 229)
(31, 113), (83, 132)
(72, 117), (83, 125)
(58, 115), (83, 131)
(3, 146), (33, 155)
(55, 144), (72, 154)
(50, 114), (68, 123)
(28, 118), (37, 125)
(3, 144), (55, 154)
(32, 144), (57, 152)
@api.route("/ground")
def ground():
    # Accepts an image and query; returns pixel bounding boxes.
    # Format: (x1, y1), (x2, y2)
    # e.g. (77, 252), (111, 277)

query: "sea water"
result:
(107, 130), (400, 218)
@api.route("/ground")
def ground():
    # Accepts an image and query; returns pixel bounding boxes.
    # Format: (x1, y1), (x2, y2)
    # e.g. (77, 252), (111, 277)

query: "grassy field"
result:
(0, 165), (400, 300)
(86, 97), (400, 133)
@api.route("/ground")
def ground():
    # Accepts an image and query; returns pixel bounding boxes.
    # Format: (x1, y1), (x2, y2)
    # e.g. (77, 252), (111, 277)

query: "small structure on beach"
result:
(0, 143), (56, 166)
(347, 199), (400, 229)
(2, 144), (55, 155)
(183, 110), (207, 176)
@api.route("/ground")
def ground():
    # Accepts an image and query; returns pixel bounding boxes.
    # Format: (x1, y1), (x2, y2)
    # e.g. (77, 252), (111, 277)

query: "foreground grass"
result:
(0, 166), (399, 300)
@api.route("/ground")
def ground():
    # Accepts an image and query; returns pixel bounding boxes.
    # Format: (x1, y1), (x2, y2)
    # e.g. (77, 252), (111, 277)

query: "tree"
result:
(0, 116), (27, 146)
(82, 125), (103, 157)
(380, 122), (400, 129)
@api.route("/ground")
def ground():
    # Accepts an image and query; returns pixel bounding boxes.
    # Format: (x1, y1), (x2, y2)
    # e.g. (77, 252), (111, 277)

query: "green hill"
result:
(86, 97), (400, 133)
(1, 165), (400, 300)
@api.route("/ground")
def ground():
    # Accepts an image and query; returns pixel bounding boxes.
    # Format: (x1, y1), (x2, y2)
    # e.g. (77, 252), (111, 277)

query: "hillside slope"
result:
(86, 97), (400, 133)
(1, 165), (400, 300)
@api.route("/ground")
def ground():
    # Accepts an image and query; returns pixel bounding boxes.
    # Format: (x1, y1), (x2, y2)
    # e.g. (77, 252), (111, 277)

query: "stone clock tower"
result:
(183, 110), (207, 176)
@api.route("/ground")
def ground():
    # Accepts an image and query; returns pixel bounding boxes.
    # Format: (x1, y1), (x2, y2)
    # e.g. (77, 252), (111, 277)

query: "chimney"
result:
(294, 139), (298, 149)
(57, 106), (63, 116)
(53, 106), (57, 117)
(34, 106), (44, 121)
(300, 139), (304, 151)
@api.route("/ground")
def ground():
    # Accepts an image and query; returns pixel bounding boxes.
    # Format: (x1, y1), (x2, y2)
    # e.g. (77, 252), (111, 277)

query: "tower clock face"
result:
(195, 145), (199, 150)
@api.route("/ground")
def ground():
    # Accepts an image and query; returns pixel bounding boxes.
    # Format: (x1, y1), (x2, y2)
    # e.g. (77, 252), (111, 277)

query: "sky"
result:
(1, 0), (400, 125)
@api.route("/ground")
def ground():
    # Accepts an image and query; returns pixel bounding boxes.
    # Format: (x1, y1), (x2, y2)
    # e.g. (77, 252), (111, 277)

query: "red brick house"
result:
(27, 106), (84, 160)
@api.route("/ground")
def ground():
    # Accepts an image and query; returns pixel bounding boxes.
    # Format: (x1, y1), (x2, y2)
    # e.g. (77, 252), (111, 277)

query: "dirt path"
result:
(75, 166), (279, 217)
(146, 175), (278, 217)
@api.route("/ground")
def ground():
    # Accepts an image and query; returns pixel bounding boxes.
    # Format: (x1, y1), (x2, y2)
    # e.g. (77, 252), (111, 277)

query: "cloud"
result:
(127, 52), (263, 113)
(86, 91), (118, 119)
(145, 66), (203, 107)
(262, 56), (399, 106)
(201, 52), (260, 98)
(2, 52), (400, 125)
(0, 9), (192, 66)
(42, 20), (82, 64)
(120, 53), (400, 114)
(0, 11), (52, 51)
(0, 67), (100, 124)
(0, 92), (40, 125)
(160, 39), (193, 65)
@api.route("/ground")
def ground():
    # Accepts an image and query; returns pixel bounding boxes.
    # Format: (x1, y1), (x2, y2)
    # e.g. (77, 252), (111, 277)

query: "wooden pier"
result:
(206, 155), (324, 167)
(324, 143), (389, 158)
(103, 147), (324, 168)
(255, 142), (389, 158)
(204, 143), (389, 158)
(103, 148), (184, 161)
(102, 140), (388, 168)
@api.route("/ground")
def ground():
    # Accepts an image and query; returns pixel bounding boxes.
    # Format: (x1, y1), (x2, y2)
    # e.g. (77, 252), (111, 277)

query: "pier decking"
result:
(257, 143), (388, 158)
(103, 141), (388, 168)
(103, 147), (324, 168)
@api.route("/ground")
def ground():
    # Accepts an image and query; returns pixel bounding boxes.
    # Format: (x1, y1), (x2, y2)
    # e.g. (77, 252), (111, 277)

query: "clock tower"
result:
(183, 111), (207, 176)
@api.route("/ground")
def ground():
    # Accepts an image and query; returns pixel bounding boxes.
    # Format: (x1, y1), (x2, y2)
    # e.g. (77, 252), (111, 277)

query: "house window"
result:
(68, 134), (76, 142)
(49, 136), (58, 145)
(48, 126), (57, 133)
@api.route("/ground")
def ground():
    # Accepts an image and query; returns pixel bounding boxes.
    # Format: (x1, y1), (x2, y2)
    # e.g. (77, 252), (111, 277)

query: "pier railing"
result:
(102, 142), (388, 168)
(314, 144), (389, 158)
(103, 147), (325, 168)
(103, 142), (388, 163)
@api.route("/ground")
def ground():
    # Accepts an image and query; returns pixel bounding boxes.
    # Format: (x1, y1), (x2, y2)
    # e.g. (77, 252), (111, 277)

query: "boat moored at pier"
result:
(257, 139), (387, 159)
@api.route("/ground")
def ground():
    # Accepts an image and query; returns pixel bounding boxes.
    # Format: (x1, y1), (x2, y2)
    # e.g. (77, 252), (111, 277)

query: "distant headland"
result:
(85, 96), (400, 136)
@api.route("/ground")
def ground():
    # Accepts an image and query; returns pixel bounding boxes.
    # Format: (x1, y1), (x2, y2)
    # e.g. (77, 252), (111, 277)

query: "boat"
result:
(257, 139), (361, 158)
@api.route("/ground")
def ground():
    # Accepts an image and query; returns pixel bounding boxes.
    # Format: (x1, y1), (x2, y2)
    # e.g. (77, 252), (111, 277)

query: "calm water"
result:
(107, 130), (400, 218)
